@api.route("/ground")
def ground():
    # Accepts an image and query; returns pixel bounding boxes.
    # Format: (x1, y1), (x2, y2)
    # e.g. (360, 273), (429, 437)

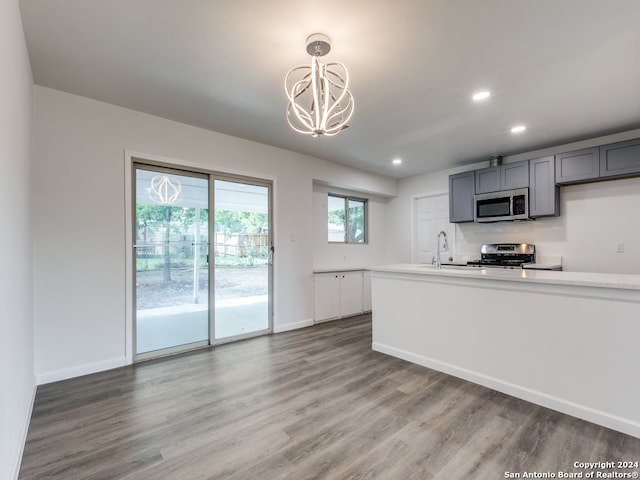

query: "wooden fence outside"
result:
(214, 233), (269, 258)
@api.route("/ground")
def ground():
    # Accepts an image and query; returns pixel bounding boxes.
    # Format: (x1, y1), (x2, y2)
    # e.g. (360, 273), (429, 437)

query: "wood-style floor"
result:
(20, 315), (640, 479)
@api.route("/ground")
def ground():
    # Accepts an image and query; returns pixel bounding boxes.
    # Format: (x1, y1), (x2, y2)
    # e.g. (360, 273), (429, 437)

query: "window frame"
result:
(327, 193), (368, 244)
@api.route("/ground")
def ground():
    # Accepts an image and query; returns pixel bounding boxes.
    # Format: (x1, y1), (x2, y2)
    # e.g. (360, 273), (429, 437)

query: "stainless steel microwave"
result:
(474, 188), (529, 223)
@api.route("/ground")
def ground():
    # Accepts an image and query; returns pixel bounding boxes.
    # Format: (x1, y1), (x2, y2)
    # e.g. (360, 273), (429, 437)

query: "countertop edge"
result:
(313, 267), (370, 274)
(368, 264), (640, 291)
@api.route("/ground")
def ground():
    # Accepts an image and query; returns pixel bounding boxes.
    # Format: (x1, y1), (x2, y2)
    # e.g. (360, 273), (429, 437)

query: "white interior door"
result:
(413, 194), (455, 264)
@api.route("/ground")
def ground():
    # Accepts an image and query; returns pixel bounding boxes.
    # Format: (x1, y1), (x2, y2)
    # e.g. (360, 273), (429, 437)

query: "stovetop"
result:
(467, 243), (535, 269)
(467, 259), (532, 268)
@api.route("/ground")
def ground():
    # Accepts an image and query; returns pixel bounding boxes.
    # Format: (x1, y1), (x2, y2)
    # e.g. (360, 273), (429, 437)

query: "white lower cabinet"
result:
(313, 270), (371, 323)
(313, 273), (342, 321)
(340, 271), (365, 318)
(363, 271), (372, 312)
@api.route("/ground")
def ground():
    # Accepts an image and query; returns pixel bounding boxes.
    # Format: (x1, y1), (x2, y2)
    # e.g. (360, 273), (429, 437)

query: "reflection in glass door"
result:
(214, 179), (271, 341)
(134, 166), (210, 357)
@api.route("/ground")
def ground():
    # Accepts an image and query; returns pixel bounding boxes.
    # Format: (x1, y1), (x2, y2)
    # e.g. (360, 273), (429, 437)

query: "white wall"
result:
(0, 1), (35, 479)
(383, 162), (486, 264)
(312, 183), (389, 271)
(386, 129), (640, 274)
(32, 86), (396, 384)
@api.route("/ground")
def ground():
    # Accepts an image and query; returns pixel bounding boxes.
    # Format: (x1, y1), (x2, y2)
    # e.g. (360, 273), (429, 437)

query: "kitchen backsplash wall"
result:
(386, 128), (640, 274)
(455, 175), (640, 273)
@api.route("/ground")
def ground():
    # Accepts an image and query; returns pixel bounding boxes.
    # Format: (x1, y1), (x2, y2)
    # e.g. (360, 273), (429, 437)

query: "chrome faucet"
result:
(434, 230), (449, 270)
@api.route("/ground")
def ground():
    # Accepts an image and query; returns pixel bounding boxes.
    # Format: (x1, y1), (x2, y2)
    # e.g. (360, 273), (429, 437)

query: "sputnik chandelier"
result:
(285, 33), (354, 137)
(147, 175), (182, 205)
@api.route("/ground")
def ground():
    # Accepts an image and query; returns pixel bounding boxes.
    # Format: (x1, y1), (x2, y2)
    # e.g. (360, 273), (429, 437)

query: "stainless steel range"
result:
(467, 243), (535, 269)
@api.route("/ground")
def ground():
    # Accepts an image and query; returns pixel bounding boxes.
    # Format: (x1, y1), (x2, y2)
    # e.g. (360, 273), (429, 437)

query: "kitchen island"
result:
(370, 264), (640, 438)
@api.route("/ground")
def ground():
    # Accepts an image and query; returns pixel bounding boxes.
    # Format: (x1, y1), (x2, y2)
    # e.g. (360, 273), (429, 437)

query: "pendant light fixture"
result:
(285, 33), (354, 137)
(147, 175), (182, 205)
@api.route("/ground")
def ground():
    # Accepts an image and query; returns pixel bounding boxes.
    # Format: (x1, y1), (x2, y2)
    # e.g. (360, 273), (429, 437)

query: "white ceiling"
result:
(19, 0), (640, 179)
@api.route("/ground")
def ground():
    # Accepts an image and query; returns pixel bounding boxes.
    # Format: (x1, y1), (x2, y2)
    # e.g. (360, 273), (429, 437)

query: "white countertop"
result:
(313, 267), (370, 274)
(369, 263), (640, 291)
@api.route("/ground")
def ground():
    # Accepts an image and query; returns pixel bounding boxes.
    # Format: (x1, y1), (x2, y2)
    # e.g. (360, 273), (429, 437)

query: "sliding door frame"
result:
(210, 172), (274, 346)
(132, 162), (211, 361)
(125, 152), (274, 363)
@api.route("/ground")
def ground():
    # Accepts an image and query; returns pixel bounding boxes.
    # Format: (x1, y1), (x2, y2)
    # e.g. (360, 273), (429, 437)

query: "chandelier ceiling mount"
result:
(305, 33), (331, 57)
(285, 33), (354, 138)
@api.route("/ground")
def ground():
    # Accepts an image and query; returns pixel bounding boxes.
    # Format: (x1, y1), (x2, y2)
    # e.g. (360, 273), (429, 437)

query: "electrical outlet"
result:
(616, 241), (625, 253)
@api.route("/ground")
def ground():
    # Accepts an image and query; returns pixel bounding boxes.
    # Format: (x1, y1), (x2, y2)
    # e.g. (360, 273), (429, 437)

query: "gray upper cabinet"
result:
(448, 137), (639, 223)
(555, 147), (600, 184)
(475, 167), (500, 194)
(501, 160), (529, 190)
(449, 171), (475, 223)
(529, 156), (559, 217)
(600, 138), (640, 179)
(475, 160), (529, 194)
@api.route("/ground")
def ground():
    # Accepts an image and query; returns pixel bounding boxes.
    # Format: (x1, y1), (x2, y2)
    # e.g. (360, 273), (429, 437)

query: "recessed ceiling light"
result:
(392, 158), (402, 165)
(511, 125), (526, 133)
(472, 91), (491, 101)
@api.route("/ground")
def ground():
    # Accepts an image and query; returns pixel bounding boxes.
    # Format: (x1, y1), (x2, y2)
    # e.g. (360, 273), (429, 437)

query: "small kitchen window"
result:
(327, 194), (367, 243)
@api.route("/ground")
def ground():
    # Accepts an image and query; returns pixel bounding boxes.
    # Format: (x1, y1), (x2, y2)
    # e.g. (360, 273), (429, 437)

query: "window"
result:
(327, 194), (367, 243)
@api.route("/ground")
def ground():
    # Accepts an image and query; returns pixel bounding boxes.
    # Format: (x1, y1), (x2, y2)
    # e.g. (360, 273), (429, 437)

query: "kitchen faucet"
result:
(434, 230), (449, 270)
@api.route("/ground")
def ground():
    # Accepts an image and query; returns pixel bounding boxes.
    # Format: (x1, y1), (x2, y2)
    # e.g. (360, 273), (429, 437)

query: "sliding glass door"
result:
(134, 166), (210, 357)
(213, 178), (271, 342)
(133, 163), (272, 359)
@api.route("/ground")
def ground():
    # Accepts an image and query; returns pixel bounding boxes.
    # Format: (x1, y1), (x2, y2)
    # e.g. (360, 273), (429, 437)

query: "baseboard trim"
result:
(36, 356), (127, 385)
(10, 380), (36, 480)
(35, 321), (317, 385)
(372, 342), (640, 439)
(273, 318), (313, 333)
